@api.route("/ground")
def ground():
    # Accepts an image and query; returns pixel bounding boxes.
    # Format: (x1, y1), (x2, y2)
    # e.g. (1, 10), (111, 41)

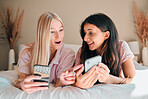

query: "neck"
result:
(50, 48), (56, 55)
(96, 47), (101, 55)
(49, 48), (57, 64)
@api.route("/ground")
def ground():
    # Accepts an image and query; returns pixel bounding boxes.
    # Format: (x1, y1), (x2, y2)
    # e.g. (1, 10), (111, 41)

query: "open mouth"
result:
(55, 41), (61, 44)
(88, 42), (94, 46)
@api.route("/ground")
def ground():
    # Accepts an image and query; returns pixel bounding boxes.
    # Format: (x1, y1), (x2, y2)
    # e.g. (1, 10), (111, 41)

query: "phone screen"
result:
(33, 65), (51, 87)
(85, 55), (102, 73)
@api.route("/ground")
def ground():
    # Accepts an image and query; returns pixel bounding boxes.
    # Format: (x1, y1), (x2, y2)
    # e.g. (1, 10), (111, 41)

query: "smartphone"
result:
(85, 55), (102, 73)
(33, 65), (51, 88)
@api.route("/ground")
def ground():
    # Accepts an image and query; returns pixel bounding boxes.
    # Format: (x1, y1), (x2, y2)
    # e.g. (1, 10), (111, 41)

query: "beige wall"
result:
(0, 0), (147, 70)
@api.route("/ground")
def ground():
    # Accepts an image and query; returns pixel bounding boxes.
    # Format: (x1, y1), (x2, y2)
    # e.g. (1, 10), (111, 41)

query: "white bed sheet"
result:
(0, 61), (148, 99)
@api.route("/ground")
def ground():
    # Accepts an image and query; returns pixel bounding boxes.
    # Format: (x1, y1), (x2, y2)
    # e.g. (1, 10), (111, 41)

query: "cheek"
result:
(50, 38), (54, 46)
(61, 32), (64, 40)
(96, 39), (105, 48)
(50, 34), (55, 40)
(94, 35), (105, 45)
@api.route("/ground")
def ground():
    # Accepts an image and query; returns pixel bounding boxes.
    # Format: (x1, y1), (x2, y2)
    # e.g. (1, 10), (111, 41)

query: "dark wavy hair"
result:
(80, 13), (121, 77)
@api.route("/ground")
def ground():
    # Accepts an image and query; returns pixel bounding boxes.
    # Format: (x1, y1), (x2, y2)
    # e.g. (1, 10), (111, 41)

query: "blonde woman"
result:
(15, 12), (81, 94)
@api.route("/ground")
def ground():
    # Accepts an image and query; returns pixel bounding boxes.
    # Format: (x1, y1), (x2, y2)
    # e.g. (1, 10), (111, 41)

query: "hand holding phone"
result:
(85, 55), (102, 73)
(20, 75), (49, 94)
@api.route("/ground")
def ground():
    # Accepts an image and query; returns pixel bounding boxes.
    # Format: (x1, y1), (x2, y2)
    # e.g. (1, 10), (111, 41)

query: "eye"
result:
(59, 29), (63, 32)
(51, 31), (55, 33)
(89, 32), (93, 35)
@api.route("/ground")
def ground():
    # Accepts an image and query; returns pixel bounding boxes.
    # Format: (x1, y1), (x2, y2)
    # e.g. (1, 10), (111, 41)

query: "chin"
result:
(89, 48), (94, 51)
(56, 45), (62, 50)
(89, 47), (97, 51)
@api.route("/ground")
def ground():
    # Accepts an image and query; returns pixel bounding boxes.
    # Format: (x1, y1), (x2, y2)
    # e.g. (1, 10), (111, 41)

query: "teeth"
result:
(88, 42), (93, 45)
(55, 41), (61, 43)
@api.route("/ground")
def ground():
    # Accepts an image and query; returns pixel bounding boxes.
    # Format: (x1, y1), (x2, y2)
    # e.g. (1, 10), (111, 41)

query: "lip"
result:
(88, 42), (94, 46)
(55, 41), (61, 44)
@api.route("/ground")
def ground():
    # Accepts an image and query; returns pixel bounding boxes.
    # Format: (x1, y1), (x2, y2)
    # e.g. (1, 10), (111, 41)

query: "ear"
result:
(104, 31), (110, 40)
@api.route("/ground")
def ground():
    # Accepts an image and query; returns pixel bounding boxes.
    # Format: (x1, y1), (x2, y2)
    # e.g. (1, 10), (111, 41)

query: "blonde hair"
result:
(17, 12), (63, 74)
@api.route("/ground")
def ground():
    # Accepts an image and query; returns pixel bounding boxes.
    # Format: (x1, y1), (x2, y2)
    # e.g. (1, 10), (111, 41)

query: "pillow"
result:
(133, 60), (148, 70)
(66, 44), (81, 54)
(0, 70), (18, 86)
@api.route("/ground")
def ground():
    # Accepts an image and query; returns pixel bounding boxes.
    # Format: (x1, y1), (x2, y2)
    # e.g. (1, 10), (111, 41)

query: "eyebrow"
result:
(84, 28), (93, 30)
(84, 28), (92, 32)
(51, 26), (63, 29)
(87, 29), (92, 31)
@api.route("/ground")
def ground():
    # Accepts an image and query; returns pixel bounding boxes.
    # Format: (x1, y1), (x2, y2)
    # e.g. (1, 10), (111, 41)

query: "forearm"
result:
(105, 74), (133, 84)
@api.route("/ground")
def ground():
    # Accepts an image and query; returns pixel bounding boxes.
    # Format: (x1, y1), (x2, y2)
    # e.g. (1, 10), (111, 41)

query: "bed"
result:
(0, 44), (148, 99)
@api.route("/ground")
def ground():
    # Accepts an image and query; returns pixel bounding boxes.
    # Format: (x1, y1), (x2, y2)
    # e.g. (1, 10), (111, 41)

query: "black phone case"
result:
(33, 65), (51, 88)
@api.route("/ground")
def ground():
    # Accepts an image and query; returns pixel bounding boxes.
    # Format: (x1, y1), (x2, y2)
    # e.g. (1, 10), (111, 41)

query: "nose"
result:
(55, 31), (61, 39)
(84, 34), (89, 42)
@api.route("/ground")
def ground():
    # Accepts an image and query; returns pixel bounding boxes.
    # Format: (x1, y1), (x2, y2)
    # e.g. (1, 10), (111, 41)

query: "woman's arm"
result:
(120, 58), (136, 84)
(99, 58), (136, 84)
(16, 73), (48, 94)
(55, 64), (83, 87)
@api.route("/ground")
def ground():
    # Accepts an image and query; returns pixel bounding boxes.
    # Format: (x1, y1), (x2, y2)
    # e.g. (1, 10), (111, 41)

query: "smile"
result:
(88, 42), (94, 46)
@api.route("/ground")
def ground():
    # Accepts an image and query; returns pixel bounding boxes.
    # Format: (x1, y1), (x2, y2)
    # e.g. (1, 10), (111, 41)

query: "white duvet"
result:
(0, 61), (148, 99)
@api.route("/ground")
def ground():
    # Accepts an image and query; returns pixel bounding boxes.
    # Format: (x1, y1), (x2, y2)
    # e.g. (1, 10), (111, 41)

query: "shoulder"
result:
(17, 43), (34, 71)
(119, 40), (134, 64)
(19, 43), (34, 58)
(119, 40), (128, 47)
(76, 47), (82, 55)
(75, 47), (82, 65)
(119, 40), (131, 53)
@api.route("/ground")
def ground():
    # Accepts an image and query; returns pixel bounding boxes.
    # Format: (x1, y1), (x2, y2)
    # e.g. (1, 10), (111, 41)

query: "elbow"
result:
(127, 70), (136, 84)
(126, 74), (136, 84)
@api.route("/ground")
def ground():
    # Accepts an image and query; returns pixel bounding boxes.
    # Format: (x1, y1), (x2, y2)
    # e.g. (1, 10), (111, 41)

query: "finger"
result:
(25, 86), (48, 94)
(98, 74), (105, 82)
(24, 75), (41, 82)
(63, 70), (69, 76)
(71, 64), (83, 71)
(84, 74), (98, 89)
(76, 66), (84, 77)
(83, 66), (96, 79)
(24, 82), (48, 88)
(98, 63), (110, 73)
(64, 72), (75, 77)
(84, 69), (98, 84)
(61, 71), (75, 80)
(64, 80), (75, 85)
(65, 76), (75, 81)
(90, 74), (100, 85)
(97, 68), (106, 75)
(60, 71), (68, 79)
(97, 70), (107, 82)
